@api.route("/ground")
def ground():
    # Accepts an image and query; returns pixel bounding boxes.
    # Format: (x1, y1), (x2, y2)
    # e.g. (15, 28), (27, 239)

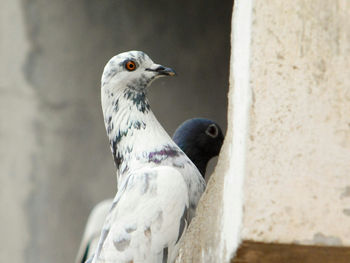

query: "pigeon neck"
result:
(191, 155), (209, 177)
(182, 147), (209, 177)
(102, 86), (180, 183)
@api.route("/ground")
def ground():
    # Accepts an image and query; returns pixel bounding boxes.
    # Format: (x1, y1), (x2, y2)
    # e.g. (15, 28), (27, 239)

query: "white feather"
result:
(94, 167), (189, 263)
(75, 199), (113, 263)
(90, 51), (205, 263)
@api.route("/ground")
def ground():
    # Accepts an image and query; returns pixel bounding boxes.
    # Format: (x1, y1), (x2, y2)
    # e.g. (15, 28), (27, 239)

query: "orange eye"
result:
(125, 60), (137, 71)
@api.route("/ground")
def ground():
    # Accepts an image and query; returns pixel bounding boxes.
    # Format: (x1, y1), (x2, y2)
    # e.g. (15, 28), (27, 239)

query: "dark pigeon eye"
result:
(125, 60), (137, 71)
(205, 124), (218, 138)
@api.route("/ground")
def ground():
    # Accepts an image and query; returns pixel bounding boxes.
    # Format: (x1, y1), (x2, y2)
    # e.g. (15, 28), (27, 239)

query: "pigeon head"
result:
(101, 51), (180, 176)
(101, 50), (176, 90)
(172, 118), (224, 176)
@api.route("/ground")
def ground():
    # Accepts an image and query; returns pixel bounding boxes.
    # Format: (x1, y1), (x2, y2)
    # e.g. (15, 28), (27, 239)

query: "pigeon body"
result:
(91, 51), (205, 263)
(76, 118), (224, 263)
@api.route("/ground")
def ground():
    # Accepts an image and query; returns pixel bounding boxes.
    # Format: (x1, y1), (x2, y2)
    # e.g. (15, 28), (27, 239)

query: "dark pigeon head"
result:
(172, 118), (224, 177)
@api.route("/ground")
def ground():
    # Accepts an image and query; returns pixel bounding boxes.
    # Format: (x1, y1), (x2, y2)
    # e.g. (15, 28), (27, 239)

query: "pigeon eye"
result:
(125, 60), (137, 71)
(206, 124), (218, 138)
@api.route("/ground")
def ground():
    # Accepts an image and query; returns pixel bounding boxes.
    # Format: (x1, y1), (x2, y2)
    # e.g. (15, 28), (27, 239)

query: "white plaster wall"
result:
(176, 1), (247, 261)
(242, 0), (350, 246)
(178, 1), (350, 262)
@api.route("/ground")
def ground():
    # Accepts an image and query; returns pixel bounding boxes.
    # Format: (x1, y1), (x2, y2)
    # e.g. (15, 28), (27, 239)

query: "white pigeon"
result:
(76, 118), (224, 263)
(90, 51), (206, 263)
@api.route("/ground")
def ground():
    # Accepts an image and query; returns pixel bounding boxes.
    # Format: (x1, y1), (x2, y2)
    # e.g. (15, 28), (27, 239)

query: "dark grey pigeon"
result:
(173, 118), (224, 176)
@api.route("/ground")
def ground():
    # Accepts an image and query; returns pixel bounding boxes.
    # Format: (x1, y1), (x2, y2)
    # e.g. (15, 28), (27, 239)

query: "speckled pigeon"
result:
(90, 51), (206, 263)
(76, 118), (224, 263)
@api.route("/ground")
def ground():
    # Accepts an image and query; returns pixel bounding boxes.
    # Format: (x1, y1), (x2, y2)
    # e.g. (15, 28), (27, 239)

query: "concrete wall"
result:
(243, 0), (350, 246)
(178, 0), (350, 262)
(0, 1), (232, 262)
(176, 1), (247, 261)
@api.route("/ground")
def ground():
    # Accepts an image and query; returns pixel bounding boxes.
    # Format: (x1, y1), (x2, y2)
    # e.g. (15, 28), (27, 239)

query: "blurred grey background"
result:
(0, 0), (232, 262)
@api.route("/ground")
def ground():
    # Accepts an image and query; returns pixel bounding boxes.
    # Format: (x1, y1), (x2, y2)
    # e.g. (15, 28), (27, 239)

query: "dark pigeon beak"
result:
(146, 65), (176, 76)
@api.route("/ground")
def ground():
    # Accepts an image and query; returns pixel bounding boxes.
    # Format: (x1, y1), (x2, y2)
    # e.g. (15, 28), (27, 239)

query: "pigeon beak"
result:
(156, 66), (176, 76)
(146, 65), (176, 76)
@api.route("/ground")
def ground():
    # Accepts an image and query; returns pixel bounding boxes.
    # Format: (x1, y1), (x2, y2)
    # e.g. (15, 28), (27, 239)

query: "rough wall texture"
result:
(0, 1), (231, 262)
(243, 0), (350, 245)
(176, 3), (237, 262)
(176, 137), (232, 262)
(178, 1), (350, 262)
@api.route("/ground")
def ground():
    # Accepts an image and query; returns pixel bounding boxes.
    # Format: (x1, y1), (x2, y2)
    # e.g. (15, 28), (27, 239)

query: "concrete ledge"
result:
(232, 241), (350, 263)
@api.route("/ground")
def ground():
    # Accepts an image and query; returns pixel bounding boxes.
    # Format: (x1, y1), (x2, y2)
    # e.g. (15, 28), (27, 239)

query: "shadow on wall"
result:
(15, 0), (233, 262)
